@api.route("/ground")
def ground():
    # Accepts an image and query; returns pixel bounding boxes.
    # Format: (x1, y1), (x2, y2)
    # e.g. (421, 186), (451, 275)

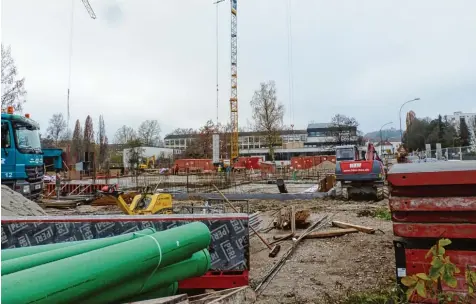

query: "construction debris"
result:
(188, 286), (256, 304)
(273, 207), (310, 230)
(1, 185), (47, 216)
(331, 220), (376, 234)
(255, 214), (331, 293)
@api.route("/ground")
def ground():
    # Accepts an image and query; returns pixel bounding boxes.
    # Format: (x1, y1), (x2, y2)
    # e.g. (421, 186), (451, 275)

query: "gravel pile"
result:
(1, 185), (47, 216)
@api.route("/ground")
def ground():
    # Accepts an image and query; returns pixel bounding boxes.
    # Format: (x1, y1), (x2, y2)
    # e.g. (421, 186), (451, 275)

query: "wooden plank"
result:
(300, 228), (358, 239)
(291, 206), (296, 234)
(331, 220), (375, 234)
(128, 294), (189, 304)
(207, 286), (256, 304)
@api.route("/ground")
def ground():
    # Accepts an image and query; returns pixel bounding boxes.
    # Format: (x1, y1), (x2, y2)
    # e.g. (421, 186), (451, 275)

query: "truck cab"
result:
(335, 145), (360, 162)
(1, 107), (44, 198)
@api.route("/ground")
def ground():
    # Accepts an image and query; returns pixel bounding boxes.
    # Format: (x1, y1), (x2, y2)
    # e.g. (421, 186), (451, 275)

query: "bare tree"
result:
(184, 120), (214, 158)
(1, 44), (27, 111)
(46, 113), (67, 146)
(329, 114), (359, 146)
(83, 115), (95, 153)
(167, 128), (196, 136)
(138, 120), (161, 146)
(71, 120), (83, 162)
(61, 128), (73, 142)
(114, 125), (137, 145)
(250, 81), (284, 161)
(126, 139), (145, 172)
(98, 115), (108, 168)
(40, 133), (55, 148)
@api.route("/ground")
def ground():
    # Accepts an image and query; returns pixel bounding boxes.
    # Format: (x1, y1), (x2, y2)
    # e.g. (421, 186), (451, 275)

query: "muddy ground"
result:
(246, 198), (394, 304)
(43, 198), (394, 303)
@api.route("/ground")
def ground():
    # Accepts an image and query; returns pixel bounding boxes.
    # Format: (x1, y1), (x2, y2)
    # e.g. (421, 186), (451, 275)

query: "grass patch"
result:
(374, 207), (392, 221)
(357, 207), (391, 220)
(323, 285), (407, 304)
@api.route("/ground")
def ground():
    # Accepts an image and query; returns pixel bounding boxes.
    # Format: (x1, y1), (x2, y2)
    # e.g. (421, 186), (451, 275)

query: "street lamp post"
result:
(399, 98), (420, 142)
(379, 122), (393, 154)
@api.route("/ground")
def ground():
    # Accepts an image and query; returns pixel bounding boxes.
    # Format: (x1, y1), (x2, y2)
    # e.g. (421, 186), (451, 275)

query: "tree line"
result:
(403, 114), (476, 151)
(167, 81), (363, 161)
(42, 111), (162, 169)
(41, 113), (109, 169)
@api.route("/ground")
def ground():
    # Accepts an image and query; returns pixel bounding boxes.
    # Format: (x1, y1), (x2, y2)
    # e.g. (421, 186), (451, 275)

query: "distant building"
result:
(444, 111), (476, 144)
(164, 122), (359, 161)
(444, 111), (476, 127)
(305, 123), (358, 148)
(164, 130), (307, 152)
(375, 141), (396, 155)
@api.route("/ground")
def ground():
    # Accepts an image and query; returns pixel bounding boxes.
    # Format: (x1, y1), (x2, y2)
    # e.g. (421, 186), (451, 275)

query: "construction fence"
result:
(414, 145), (476, 161)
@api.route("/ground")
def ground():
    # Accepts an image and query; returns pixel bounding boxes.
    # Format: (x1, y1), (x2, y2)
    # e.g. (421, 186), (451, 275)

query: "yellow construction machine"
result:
(139, 155), (156, 170)
(98, 186), (173, 215)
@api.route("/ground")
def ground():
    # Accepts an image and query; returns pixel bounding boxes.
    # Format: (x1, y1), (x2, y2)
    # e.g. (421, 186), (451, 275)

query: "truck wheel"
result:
(342, 187), (349, 201)
(376, 187), (384, 201)
(383, 186), (390, 199)
(335, 182), (342, 198)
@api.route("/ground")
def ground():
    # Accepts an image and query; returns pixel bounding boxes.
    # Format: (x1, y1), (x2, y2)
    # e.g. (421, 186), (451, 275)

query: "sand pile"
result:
(316, 160), (336, 170)
(1, 185), (47, 216)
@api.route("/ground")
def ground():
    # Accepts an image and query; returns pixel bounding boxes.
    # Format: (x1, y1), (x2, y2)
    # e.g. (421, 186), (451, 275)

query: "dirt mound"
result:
(316, 160), (336, 170)
(1, 185), (47, 216)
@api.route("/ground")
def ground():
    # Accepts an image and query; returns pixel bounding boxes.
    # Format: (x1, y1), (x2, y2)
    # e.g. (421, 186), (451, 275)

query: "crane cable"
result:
(216, 2), (219, 126)
(66, 0), (75, 128)
(285, 0), (295, 128)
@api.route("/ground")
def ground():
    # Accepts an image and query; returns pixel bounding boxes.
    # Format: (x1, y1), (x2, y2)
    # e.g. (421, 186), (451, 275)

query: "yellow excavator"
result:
(98, 185), (173, 215)
(139, 155), (156, 170)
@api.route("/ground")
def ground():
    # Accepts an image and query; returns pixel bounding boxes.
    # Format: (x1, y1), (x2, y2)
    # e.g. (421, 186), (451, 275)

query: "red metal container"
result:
(387, 161), (476, 302)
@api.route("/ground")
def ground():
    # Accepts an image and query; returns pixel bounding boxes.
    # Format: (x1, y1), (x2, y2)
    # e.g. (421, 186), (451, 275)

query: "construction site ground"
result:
(41, 197), (394, 303)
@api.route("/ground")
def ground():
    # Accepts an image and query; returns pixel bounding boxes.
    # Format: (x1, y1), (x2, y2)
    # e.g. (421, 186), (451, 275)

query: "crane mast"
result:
(230, 0), (239, 160)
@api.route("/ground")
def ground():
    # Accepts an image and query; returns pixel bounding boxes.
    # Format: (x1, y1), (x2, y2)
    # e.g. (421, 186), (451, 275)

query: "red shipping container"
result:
(290, 157), (304, 170)
(246, 157), (262, 170)
(303, 156), (314, 169)
(313, 156), (322, 166)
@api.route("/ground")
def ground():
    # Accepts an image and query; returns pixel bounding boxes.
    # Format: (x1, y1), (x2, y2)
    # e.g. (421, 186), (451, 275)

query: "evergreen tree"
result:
(460, 118), (470, 146)
(71, 120), (83, 163)
(84, 115), (95, 153)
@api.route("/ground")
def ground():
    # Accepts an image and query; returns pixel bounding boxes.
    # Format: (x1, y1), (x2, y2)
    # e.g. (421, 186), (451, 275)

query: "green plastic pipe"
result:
(2, 228), (154, 261)
(124, 282), (179, 303)
(1, 222), (210, 304)
(2, 239), (90, 261)
(83, 249), (211, 304)
(2, 228), (156, 276)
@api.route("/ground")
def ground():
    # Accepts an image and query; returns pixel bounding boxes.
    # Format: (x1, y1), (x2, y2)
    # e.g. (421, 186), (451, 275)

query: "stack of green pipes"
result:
(1, 222), (211, 304)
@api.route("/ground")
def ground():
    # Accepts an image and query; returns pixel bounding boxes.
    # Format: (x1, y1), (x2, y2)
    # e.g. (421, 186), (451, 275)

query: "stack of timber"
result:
(1, 222), (211, 304)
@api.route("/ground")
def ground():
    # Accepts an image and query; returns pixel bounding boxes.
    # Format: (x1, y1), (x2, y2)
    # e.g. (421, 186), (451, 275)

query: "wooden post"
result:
(291, 206), (296, 234)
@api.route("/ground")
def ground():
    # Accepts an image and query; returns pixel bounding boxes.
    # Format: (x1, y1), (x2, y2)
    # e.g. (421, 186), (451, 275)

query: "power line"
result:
(66, 0), (75, 128)
(285, 0), (295, 127)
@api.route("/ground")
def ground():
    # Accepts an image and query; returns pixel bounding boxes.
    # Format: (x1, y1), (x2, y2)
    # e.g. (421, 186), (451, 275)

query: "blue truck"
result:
(1, 107), (44, 198)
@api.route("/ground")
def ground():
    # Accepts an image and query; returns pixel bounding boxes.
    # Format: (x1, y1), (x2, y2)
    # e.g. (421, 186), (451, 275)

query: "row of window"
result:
(165, 135), (307, 147)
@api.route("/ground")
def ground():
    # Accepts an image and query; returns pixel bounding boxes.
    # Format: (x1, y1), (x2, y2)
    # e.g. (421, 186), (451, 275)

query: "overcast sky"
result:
(2, 0), (476, 140)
